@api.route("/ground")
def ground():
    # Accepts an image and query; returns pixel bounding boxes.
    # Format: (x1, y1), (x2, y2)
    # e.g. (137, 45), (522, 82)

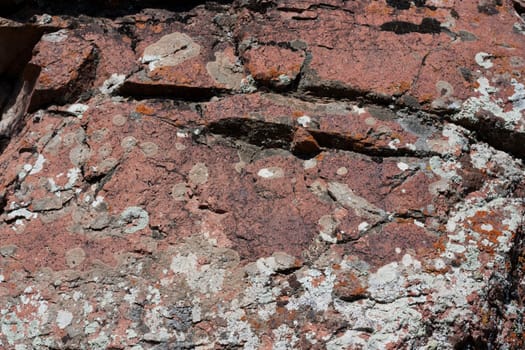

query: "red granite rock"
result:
(242, 44), (305, 87)
(0, 1), (524, 349)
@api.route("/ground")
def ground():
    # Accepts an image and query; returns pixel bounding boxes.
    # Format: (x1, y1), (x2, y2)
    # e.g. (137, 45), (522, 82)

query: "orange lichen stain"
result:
(152, 24), (163, 33)
(433, 236), (447, 252)
(135, 104), (155, 115)
(366, 2), (391, 15)
(292, 110), (304, 117)
(315, 153), (325, 161)
(311, 275), (326, 287)
(467, 210), (504, 246)
(420, 93), (435, 102)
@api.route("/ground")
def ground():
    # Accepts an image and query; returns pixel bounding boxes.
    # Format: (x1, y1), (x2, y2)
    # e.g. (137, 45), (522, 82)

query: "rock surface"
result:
(0, 0), (524, 349)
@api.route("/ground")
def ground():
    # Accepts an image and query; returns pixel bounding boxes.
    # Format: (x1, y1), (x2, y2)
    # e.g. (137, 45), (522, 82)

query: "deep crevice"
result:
(206, 117), (438, 159)
(380, 18), (442, 35)
(449, 110), (525, 161)
(118, 81), (229, 102)
(1, 0), (235, 20)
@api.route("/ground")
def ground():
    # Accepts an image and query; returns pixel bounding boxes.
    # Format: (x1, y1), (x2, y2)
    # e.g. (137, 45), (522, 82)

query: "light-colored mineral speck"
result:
(297, 115), (312, 127)
(336, 167), (348, 176)
(303, 158), (317, 169)
(257, 167), (284, 179)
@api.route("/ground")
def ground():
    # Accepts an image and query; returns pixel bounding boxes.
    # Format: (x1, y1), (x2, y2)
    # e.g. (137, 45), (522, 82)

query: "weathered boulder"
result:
(0, 1), (524, 349)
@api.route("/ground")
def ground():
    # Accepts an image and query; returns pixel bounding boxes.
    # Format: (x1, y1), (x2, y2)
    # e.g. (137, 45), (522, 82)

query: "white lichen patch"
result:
(396, 162), (409, 171)
(42, 29), (68, 43)
(352, 105), (367, 115)
(100, 73), (126, 94)
(56, 310), (73, 329)
(257, 167), (284, 179)
(358, 221), (370, 232)
(286, 268), (335, 312)
(67, 104), (89, 118)
(118, 206), (150, 234)
(327, 182), (385, 218)
(141, 32), (201, 70)
(336, 167), (348, 176)
(29, 154), (46, 175)
(7, 208), (37, 220)
(139, 142), (159, 157)
(475, 52), (494, 69)
(297, 115), (312, 127)
(170, 253), (225, 294)
(303, 158), (317, 169)
(454, 76), (525, 130)
(189, 162), (209, 186)
(388, 138), (400, 150)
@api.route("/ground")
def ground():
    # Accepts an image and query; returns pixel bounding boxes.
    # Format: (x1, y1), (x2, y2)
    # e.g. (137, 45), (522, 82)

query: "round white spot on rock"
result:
(189, 163), (209, 185)
(118, 207), (149, 234)
(112, 114), (127, 126)
(397, 162), (409, 171)
(257, 167), (284, 179)
(171, 183), (188, 201)
(395, 247), (402, 254)
(358, 221), (369, 232)
(336, 167), (348, 176)
(434, 258), (446, 270)
(56, 310), (73, 329)
(65, 247), (86, 268)
(121, 136), (138, 149)
(69, 145), (91, 167)
(297, 115), (312, 127)
(480, 223), (493, 231)
(303, 159), (317, 169)
(67, 104), (89, 118)
(475, 52), (494, 69)
(140, 142), (159, 157)
(175, 142), (186, 150)
(364, 116), (376, 126)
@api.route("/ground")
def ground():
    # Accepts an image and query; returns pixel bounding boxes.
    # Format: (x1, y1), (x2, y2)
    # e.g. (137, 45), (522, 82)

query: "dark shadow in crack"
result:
(1, 0), (235, 20)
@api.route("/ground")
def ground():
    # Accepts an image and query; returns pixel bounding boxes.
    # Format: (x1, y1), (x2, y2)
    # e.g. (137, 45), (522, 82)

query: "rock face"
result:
(0, 0), (524, 349)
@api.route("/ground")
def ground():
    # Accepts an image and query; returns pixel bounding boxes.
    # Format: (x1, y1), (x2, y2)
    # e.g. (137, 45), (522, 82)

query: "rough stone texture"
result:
(0, 0), (524, 349)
